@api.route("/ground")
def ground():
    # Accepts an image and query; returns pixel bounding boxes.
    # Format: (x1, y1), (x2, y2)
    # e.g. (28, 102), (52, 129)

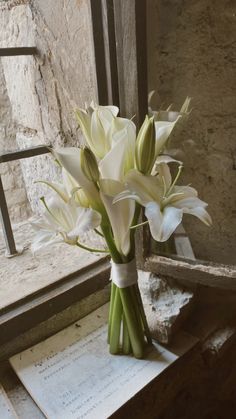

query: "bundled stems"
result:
(108, 282), (151, 358)
(101, 210), (152, 359)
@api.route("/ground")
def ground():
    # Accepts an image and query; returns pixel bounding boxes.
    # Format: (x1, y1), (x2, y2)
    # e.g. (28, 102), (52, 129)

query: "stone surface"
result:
(138, 271), (194, 343)
(0, 0), (97, 220)
(0, 217), (106, 310)
(147, 0), (236, 265)
(0, 60), (31, 221)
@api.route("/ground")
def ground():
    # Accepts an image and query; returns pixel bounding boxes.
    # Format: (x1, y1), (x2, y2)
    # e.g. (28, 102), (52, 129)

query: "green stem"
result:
(134, 284), (152, 344)
(109, 286), (123, 354)
(94, 228), (104, 238)
(101, 224), (122, 263)
(108, 282), (116, 344)
(130, 285), (146, 345)
(119, 287), (144, 359)
(76, 242), (109, 253)
(122, 314), (131, 354)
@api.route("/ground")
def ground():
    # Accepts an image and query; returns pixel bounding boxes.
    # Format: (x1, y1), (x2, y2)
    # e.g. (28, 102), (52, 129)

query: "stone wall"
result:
(0, 0), (97, 216)
(147, 0), (236, 265)
(0, 60), (31, 221)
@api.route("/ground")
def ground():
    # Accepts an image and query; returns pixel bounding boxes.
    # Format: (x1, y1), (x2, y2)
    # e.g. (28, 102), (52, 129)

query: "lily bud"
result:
(81, 147), (100, 183)
(135, 115), (156, 174)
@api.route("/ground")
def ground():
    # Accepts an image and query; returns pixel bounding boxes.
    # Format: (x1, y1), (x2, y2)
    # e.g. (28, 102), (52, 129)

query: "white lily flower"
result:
(114, 163), (212, 242)
(53, 147), (102, 213)
(97, 118), (136, 256)
(76, 103), (119, 159)
(31, 195), (101, 252)
(99, 118), (136, 182)
(153, 97), (191, 157)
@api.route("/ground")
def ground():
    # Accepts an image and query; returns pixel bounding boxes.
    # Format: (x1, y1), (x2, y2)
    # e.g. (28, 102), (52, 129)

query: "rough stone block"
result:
(138, 270), (194, 343)
(1, 173), (15, 191)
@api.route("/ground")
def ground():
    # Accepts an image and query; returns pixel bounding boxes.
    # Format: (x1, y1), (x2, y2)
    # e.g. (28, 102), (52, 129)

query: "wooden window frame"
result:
(136, 227), (236, 291)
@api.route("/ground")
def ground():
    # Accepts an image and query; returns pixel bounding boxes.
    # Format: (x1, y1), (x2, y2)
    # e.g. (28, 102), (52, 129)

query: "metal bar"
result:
(0, 145), (50, 163)
(90, 0), (109, 105)
(0, 47), (37, 57)
(0, 145), (50, 256)
(0, 175), (17, 256)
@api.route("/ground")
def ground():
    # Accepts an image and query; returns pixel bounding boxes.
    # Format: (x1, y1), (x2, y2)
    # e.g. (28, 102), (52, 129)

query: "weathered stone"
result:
(0, 59), (30, 221)
(147, 0), (236, 265)
(0, 217), (106, 309)
(0, 0), (97, 221)
(138, 271), (194, 343)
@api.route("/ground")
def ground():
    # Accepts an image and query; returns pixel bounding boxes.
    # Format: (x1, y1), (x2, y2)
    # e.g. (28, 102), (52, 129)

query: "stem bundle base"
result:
(108, 282), (151, 359)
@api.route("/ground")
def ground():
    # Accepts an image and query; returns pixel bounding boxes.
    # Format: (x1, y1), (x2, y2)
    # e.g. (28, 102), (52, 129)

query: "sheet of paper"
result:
(0, 384), (18, 419)
(10, 304), (178, 419)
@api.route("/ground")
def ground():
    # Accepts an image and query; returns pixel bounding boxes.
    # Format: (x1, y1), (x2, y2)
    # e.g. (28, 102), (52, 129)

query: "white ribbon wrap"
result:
(111, 259), (138, 288)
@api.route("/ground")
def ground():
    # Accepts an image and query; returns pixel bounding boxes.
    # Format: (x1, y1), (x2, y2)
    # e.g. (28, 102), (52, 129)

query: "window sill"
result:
(0, 257), (110, 347)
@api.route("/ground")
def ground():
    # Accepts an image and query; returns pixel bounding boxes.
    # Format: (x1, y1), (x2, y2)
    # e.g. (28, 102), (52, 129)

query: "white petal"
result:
(99, 179), (124, 197)
(68, 207), (101, 238)
(173, 196), (207, 209)
(125, 169), (163, 205)
(155, 116), (181, 155)
(53, 148), (86, 187)
(145, 202), (183, 242)
(99, 136), (126, 181)
(62, 168), (79, 197)
(108, 117), (136, 173)
(174, 185), (198, 198)
(98, 105), (119, 117)
(172, 195), (212, 226)
(164, 186), (198, 206)
(100, 180), (135, 256)
(155, 155), (183, 165)
(44, 195), (73, 232)
(36, 180), (69, 203)
(76, 109), (92, 148)
(31, 218), (54, 232)
(144, 202), (163, 241)
(91, 110), (110, 158)
(183, 206), (212, 226)
(53, 148), (101, 209)
(161, 206), (183, 241)
(31, 231), (61, 253)
(97, 107), (117, 133)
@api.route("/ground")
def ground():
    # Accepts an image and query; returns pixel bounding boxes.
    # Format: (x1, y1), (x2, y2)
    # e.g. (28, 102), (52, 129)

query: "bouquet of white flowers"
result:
(32, 99), (211, 359)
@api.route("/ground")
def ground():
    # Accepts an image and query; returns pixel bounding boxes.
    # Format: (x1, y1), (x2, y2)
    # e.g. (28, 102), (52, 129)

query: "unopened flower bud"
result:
(135, 116), (156, 174)
(81, 147), (100, 183)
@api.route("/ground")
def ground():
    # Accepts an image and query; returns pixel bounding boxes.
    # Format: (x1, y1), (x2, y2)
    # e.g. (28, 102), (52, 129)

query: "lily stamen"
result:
(166, 165), (183, 197)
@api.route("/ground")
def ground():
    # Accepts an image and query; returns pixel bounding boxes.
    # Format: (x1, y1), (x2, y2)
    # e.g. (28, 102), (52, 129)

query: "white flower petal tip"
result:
(155, 155), (183, 166)
(145, 202), (183, 242)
